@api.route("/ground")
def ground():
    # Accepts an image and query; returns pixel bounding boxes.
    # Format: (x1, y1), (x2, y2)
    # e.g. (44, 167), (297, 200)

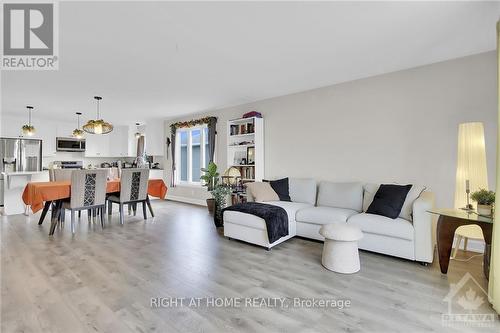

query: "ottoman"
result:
(319, 223), (363, 274)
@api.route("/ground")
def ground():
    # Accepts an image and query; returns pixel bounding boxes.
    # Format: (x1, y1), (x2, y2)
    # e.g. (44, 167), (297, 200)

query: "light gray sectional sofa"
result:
(223, 178), (435, 263)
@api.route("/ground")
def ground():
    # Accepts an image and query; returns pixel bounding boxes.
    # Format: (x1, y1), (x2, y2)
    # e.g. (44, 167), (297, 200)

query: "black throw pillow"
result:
(263, 178), (291, 202)
(366, 184), (413, 219)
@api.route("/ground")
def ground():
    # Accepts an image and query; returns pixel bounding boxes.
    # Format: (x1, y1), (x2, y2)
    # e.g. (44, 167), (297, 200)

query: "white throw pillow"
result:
(400, 185), (427, 221)
(246, 182), (280, 202)
(362, 183), (380, 212)
(362, 183), (426, 221)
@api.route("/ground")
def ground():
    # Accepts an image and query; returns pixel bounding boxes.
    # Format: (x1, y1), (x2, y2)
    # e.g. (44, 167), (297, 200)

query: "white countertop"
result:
(1, 171), (47, 176)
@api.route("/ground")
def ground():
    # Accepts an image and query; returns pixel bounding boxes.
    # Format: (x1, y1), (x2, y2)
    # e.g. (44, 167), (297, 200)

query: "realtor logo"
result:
(442, 272), (495, 328)
(1, 2), (59, 70)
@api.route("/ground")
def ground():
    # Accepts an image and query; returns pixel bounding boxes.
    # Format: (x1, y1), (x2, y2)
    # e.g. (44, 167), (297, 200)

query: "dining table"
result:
(22, 178), (168, 226)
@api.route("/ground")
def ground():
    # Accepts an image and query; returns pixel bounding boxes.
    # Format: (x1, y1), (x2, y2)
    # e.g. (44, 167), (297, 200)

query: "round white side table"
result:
(319, 223), (363, 274)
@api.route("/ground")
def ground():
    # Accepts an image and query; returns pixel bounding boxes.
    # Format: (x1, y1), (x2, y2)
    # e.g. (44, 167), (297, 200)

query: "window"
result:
(176, 125), (209, 185)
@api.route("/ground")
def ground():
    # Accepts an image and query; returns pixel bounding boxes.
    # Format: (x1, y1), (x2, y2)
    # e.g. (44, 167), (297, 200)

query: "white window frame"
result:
(176, 124), (209, 186)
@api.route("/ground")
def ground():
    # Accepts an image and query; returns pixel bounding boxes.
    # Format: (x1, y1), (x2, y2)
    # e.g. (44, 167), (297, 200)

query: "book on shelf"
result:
(241, 166), (254, 180)
(230, 124), (239, 136)
(230, 122), (254, 136)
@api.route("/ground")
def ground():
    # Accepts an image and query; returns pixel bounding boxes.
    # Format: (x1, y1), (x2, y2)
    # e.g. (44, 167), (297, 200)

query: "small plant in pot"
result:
(200, 162), (219, 215)
(471, 188), (495, 216)
(211, 184), (232, 228)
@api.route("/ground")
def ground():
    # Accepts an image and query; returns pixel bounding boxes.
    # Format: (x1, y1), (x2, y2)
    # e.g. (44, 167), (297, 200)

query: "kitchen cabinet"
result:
(37, 126), (57, 157)
(145, 121), (164, 156)
(128, 128), (138, 157)
(85, 132), (110, 157)
(85, 125), (137, 158)
(56, 122), (75, 138)
(109, 126), (130, 157)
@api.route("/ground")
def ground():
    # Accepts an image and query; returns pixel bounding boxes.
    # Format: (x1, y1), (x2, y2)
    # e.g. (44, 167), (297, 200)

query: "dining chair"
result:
(50, 169), (74, 181)
(451, 224), (485, 259)
(50, 169), (108, 235)
(50, 169), (93, 221)
(107, 168), (150, 225)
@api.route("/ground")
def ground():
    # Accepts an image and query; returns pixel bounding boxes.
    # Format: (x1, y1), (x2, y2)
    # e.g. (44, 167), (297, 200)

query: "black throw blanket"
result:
(222, 202), (289, 243)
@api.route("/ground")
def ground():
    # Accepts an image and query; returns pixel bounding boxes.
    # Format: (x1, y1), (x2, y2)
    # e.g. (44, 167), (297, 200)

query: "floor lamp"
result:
(453, 122), (488, 258)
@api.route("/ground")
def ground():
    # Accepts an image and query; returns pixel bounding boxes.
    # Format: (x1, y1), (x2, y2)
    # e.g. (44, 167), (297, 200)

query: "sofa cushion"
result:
(264, 178), (291, 201)
(347, 213), (414, 241)
(295, 206), (358, 225)
(246, 182), (279, 202)
(363, 183), (426, 221)
(289, 178), (317, 205)
(317, 181), (363, 211)
(362, 183), (380, 212)
(265, 201), (312, 222)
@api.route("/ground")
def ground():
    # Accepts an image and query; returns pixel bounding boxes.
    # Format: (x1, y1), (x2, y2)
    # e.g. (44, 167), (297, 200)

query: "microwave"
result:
(56, 137), (86, 152)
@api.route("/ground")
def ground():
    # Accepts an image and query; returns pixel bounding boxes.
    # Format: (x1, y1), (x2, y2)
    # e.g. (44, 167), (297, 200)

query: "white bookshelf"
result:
(226, 116), (264, 182)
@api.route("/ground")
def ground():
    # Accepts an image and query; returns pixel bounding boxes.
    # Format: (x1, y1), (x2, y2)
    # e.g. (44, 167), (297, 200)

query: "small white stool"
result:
(319, 223), (363, 274)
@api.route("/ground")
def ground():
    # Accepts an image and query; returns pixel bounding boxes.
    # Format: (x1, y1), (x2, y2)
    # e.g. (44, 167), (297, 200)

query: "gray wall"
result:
(164, 51), (497, 207)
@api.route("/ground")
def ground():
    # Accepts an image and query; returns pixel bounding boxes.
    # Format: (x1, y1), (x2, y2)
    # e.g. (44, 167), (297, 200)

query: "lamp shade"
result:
(454, 122), (488, 208)
(83, 96), (113, 135)
(22, 106), (35, 136)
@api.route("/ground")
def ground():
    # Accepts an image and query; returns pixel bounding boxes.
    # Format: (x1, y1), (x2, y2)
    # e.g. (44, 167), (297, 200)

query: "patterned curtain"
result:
(207, 117), (217, 163)
(170, 127), (176, 187)
(136, 136), (146, 157)
(488, 20), (500, 314)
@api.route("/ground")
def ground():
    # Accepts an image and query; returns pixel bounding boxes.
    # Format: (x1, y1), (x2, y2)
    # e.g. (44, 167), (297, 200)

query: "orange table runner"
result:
(22, 179), (168, 213)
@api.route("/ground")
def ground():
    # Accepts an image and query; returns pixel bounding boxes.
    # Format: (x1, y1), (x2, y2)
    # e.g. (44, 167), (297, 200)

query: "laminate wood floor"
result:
(1, 200), (499, 333)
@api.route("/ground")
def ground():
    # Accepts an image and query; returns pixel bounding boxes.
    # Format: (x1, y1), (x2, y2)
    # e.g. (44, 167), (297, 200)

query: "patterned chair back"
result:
(70, 169), (107, 209)
(51, 169), (74, 181)
(119, 168), (149, 202)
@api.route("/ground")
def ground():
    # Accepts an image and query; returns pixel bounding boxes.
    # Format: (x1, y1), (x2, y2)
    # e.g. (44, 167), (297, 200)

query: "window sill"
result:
(176, 182), (204, 189)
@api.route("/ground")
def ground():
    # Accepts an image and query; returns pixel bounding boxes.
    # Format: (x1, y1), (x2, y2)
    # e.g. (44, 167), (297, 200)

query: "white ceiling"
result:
(2, 1), (500, 125)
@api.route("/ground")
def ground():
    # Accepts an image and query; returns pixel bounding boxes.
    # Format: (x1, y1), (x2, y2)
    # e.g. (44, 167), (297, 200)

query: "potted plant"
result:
(471, 188), (495, 216)
(211, 184), (232, 227)
(200, 162), (219, 214)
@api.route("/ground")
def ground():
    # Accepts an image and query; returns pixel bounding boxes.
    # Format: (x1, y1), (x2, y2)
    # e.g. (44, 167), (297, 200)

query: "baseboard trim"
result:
(167, 195), (207, 207)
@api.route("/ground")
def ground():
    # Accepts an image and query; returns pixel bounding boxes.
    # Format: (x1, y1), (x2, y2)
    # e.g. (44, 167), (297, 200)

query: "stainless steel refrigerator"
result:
(0, 137), (42, 173)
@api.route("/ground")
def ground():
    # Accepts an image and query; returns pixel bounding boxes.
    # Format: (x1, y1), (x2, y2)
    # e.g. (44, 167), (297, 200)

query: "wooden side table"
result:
(429, 209), (493, 279)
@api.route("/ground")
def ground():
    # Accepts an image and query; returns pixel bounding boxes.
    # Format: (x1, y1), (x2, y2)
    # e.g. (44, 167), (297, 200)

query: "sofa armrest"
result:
(413, 191), (435, 263)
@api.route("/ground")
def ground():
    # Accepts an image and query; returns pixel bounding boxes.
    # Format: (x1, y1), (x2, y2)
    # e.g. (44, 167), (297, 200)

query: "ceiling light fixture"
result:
(83, 96), (113, 135)
(72, 112), (84, 138)
(22, 106), (36, 136)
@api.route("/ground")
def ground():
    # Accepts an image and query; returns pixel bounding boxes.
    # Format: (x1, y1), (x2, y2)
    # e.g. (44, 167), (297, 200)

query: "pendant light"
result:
(134, 122), (142, 139)
(72, 112), (84, 138)
(83, 96), (113, 134)
(22, 106), (36, 136)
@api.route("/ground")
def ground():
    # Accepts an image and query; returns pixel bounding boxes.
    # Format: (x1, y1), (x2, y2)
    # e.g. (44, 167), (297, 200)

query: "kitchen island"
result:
(1, 171), (49, 215)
